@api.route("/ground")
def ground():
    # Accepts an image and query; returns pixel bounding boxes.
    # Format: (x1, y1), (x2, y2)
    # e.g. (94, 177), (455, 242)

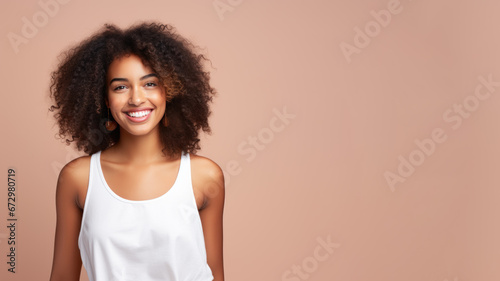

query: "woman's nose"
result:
(129, 87), (146, 105)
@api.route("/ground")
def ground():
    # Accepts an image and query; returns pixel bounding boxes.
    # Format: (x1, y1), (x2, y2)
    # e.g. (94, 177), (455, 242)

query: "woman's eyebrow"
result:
(140, 73), (158, 80)
(109, 73), (158, 85)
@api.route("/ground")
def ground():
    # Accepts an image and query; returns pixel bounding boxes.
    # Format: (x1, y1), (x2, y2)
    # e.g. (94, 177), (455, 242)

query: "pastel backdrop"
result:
(1, 0), (499, 280)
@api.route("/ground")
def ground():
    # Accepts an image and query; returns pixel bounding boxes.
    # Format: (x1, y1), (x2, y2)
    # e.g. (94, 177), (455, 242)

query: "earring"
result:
(162, 110), (169, 127)
(105, 107), (117, 131)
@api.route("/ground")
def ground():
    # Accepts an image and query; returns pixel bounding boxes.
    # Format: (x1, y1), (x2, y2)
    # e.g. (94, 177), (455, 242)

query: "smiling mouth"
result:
(126, 109), (152, 118)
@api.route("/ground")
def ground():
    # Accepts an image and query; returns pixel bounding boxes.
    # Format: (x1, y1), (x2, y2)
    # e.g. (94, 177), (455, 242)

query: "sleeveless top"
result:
(78, 150), (214, 281)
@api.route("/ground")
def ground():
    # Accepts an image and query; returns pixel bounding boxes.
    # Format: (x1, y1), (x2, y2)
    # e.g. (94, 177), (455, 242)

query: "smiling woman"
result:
(106, 55), (167, 135)
(48, 22), (225, 281)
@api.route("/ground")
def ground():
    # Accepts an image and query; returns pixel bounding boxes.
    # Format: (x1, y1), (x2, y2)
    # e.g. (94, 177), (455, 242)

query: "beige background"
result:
(1, 0), (500, 280)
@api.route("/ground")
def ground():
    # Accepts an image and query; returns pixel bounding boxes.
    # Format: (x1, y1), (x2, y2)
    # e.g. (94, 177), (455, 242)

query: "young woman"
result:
(48, 22), (225, 281)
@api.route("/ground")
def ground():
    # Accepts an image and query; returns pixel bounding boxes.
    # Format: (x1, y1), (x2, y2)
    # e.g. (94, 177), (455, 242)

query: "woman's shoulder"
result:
(189, 153), (224, 182)
(59, 155), (92, 180)
(56, 154), (92, 208)
(188, 153), (225, 208)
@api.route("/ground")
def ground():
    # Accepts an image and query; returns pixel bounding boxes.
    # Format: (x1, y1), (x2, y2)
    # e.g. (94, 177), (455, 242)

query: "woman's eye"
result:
(113, 85), (126, 91)
(145, 82), (157, 87)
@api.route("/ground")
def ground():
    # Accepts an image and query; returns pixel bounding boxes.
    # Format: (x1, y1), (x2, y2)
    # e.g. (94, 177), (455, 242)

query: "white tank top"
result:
(78, 150), (214, 281)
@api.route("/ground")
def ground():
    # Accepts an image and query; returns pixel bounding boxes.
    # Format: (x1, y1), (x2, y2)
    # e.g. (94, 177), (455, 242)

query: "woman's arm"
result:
(49, 157), (89, 281)
(194, 157), (226, 281)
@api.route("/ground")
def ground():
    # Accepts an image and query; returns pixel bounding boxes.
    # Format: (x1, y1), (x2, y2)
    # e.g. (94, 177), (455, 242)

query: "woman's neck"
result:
(110, 125), (171, 164)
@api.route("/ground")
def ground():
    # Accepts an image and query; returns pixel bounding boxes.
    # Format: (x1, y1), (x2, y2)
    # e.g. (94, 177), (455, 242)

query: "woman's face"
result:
(106, 54), (166, 136)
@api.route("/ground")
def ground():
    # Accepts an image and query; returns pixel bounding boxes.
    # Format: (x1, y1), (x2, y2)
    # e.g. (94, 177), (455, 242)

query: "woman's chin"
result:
(119, 124), (160, 136)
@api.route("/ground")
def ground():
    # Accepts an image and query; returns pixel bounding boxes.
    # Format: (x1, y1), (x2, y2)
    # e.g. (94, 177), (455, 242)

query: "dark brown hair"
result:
(49, 22), (216, 157)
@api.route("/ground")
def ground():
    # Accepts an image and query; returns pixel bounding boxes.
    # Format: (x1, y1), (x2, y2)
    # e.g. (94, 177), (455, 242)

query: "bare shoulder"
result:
(189, 154), (224, 183)
(57, 155), (91, 209)
(189, 153), (225, 206)
(59, 155), (91, 183)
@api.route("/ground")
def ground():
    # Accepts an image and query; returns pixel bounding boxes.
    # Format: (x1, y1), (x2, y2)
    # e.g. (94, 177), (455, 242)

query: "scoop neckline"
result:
(96, 150), (184, 204)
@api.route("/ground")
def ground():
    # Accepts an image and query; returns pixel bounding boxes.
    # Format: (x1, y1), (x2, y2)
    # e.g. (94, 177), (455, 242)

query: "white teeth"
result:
(127, 110), (151, 118)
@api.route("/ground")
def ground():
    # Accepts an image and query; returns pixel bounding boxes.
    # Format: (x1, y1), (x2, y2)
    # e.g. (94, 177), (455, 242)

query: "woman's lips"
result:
(124, 109), (153, 123)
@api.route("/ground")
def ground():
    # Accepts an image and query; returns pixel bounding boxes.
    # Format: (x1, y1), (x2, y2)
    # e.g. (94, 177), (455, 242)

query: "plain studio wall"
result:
(1, 0), (500, 280)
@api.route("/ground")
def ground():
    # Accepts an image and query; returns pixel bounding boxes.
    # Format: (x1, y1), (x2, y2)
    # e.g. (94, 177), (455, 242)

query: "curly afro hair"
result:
(49, 22), (216, 157)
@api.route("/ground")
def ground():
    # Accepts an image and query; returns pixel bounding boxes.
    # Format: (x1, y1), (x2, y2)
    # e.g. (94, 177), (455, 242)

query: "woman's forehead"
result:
(107, 54), (155, 81)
